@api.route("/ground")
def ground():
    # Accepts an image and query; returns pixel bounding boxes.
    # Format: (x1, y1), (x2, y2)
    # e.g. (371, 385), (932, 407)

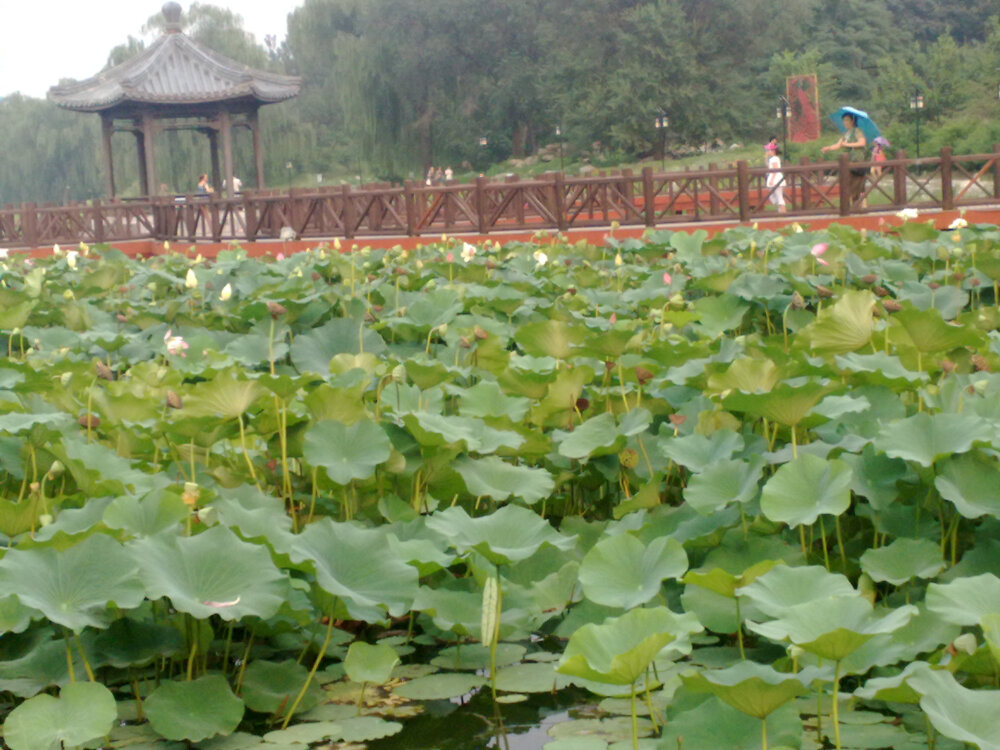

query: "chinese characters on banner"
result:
(787, 74), (821, 143)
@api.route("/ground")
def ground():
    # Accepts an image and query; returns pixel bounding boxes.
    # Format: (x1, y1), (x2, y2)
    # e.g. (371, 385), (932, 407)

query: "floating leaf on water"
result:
(144, 675), (245, 742)
(394, 672), (486, 700)
(2, 681), (117, 750)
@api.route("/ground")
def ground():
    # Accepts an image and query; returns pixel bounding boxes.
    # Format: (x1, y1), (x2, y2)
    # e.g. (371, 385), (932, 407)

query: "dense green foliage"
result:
(0, 218), (998, 747)
(3, 0), (1000, 202)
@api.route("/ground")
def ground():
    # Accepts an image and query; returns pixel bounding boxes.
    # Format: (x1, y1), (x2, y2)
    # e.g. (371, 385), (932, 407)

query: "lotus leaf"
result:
(657, 429), (743, 472)
(934, 451), (1000, 519)
(925, 574), (1000, 626)
(426, 504), (575, 565)
(344, 642), (400, 685)
(240, 659), (324, 715)
(908, 667), (1000, 750)
(131, 525), (289, 621)
(736, 565), (859, 618)
(453, 455), (555, 504)
(874, 412), (992, 466)
(555, 413), (626, 460)
(0, 533), (144, 631)
(145, 675), (245, 742)
(401, 411), (524, 452)
(683, 457), (764, 514)
(891, 305), (984, 352)
(859, 538), (944, 585)
(578, 534), (687, 609)
(303, 418), (392, 484)
(394, 672), (486, 700)
(1, 681), (117, 750)
(657, 694), (802, 750)
(290, 519), (418, 621)
(557, 606), (703, 686)
(759, 453), (852, 527)
(801, 289), (876, 354)
(683, 661), (814, 718)
(181, 371), (266, 418)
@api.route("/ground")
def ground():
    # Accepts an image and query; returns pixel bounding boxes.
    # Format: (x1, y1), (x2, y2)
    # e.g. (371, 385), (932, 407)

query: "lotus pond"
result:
(0, 218), (999, 750)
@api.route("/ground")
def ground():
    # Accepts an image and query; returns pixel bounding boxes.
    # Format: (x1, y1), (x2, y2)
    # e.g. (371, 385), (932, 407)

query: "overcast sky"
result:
(0, 0), (304, 99)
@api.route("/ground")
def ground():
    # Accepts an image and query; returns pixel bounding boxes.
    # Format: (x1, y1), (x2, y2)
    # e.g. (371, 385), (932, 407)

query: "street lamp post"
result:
(555, 125), (565, 172)
(478, 136), (488, 173)
(285, 161), (293, 191)
(909, 90), (924, 159)
(654, 110), (669, 171)
(776, 96), (789, 160)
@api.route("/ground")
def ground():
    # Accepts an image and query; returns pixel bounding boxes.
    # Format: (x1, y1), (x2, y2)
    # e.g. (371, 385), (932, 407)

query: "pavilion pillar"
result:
(220, 109), (235, 198)
(135, 128), (149, 198)
(100, 114), (116, 199)
(250, 108), (265, 189)
(208, 129), (222, 194)
(140, 112), (158, 196)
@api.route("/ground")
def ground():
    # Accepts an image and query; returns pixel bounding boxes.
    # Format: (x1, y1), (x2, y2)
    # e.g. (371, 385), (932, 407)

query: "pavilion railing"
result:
(3, 145), (1000, 249)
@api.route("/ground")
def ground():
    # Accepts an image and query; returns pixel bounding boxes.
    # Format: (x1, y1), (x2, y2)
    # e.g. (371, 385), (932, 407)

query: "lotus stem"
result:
(819, 516), (831, 571)
(268, 317), (276, 376)
(832, 660), (842, 750)
(356, 681), (367, 714)
(234, 632), (254, 695)
(281, 615), (335, 730)
(237, 412), (260, 488)
(186, 617), (198, 681)
(835, 514), (848, 572)
(63, 630), (76, 683)
(735, 596), (745, 660)
(629, 681), (640, 750)
(761, 717), (768, 750)
(221, 623), (234, 678)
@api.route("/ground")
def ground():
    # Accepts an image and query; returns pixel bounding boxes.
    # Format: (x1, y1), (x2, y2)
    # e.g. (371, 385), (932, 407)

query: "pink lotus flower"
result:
(164, 330), (189, 357)
(810, 243), (829, 266)
(663, 272), (672, 284)
(446, 252), (454, 263)
(609, 313), (617, 324)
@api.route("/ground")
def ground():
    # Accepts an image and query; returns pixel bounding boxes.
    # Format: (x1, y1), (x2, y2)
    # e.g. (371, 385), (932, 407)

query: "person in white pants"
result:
(765, 140), (786, 213)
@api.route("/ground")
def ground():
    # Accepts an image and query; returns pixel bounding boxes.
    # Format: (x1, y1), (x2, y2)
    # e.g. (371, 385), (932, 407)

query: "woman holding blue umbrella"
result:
(822, 108), (876, 206)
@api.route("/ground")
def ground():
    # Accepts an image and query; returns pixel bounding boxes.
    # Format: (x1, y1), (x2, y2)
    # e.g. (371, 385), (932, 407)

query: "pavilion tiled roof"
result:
(48, 8), (300, 112)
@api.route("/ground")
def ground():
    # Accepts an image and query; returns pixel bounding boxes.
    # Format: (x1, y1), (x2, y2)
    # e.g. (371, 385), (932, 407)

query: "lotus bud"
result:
(53, 244), (62, 256)
(163, 241), (170, 252)
(66, 250), (78, 270)
(334, 238), (342, 251)
(47, 461), (64, 479)
(881, 299), (901, 313)
(437, 323), (448, 336)
(95, 361), (113, 381)
(59, 372), (72, 386)
(63, 289), (75, 300)
(196, 506), (218, 526)
(634, 366), (654, 385)
(790, 291), (806, 310)
(166, 390), (183, 409)
(815, 285), (833, 298)
(953, 633), (977, 655)
(787, 645), (805, 660)
(856, 573), (876, 605)
(181, 481), (200, 507)
(473, 326), (488, 340)
(266, 301), (287, 319)
(38, 513), (53, 527)
(614, 252), (623, 267)
(390, 364), (407, 384)
(185, 268), (198, 289)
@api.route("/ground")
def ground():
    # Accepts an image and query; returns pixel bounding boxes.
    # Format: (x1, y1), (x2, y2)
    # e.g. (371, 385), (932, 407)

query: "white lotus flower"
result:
(219, 283), (232, 301)
(948, 216), (968, 229)
(897, 208), (919, 220)
(0, 249), (8, 259)
(185, 268), (198, 289)
(533, 250), (549, 266)
(461, 242), (477, 262)
(66, 250), (78, 270)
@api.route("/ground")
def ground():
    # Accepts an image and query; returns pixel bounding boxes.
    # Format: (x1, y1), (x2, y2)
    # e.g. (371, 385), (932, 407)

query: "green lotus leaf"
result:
(291, 317), (387, 374)
(102, 490), (190, 537)
(514, 320), (587, 359)
(853, 661), (928, 703)
(736, 565), (856, 618)
(144, 676), (244, 742)
(657, 429), (743, 472)
(425, 504), (576, 565)
(430, 643), (526, 671)
(891, 306), (984, 353)
(657, 696), (801, 750)
(57, 436), (166, 497)
(412, 584), (481, 637)
(760, 453), (852, 527)
(925, 574), (1000, 626)
(745, 596), (918, 661)
(801, 289), (876, 354)
(0, 411), (71, 433)
(335, 716), (403, 742)
(495, 662), (572, 693)
(2, 681), (117, 750)
(683, 661), (814, 718)
(723, 380), (830, 427)
(529, 365), (594, 427)
(935, 451), (1000, 519)
(578, 534), (688, 609)
(555, 413), (626, 460)
(0, 533), (144, 631)
(394, 672), (486, 700)
(683, 559), (780, 600)
(131, 525), (289, 621)
(706, 357), (782, 395)
(453, 455), (555, 505)
(181, 371), (266, 419)
(303, 418), (392, 484)
(875, 412), (994, 467)
(0, 595), (34, 635)
(841, 445), (909, 512)
(907, 667), (1000, 750)
(859, 538), (944, 586)
(241, 659), (324, 715)
(457, 381), (530, 421)
(344, 642), (400, 685)
(691, 294), (749, 338)
(91, 618), (184, 668)
(983, 613), (1000, 666)
(401, 412), (524, 453)
(557, 606), (703, 686)
(683, 457), (764, 515)
(834, 352), (928, 384)
(290, 519), (418, 621)
(261, 720), (344, 745)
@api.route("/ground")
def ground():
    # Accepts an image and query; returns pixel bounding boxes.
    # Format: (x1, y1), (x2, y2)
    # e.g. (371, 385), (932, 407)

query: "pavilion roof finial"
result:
(162, 1), (183, 33)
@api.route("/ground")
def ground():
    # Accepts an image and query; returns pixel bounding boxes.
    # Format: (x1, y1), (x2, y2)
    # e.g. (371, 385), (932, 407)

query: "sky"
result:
(0, 0), (305, 99)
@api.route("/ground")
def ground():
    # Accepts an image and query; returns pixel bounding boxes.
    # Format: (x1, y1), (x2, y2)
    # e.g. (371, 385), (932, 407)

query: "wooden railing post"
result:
(553, 172), (568, 231)
(707, 163), (720, 215)
(837, 154), (851, 216)
(736, 161), (750, 222)
(798, 157), (811, 210)
(894, 148), (908, 206)
(92, 200), (105, 244)
(243, 192), (257, 243)
(22, 204), (38, 249)
(403, 180), (418, 236)
(642, 167), (655, 227)
(940, 146), (954, 210)
(341, 184), (356, 240)
(475, 176), (488, 235)
(993, 144), (1000, 201)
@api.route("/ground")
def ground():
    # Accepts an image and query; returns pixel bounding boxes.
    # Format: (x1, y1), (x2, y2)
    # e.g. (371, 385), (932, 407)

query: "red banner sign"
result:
(787, 74), (821, 143)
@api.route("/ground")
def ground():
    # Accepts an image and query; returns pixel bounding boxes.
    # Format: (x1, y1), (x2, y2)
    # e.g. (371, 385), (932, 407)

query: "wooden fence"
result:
(3, 146), (999, 249)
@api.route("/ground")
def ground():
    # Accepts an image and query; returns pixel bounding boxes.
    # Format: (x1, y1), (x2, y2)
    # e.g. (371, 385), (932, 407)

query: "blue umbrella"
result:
(830, 106), (881, 143)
